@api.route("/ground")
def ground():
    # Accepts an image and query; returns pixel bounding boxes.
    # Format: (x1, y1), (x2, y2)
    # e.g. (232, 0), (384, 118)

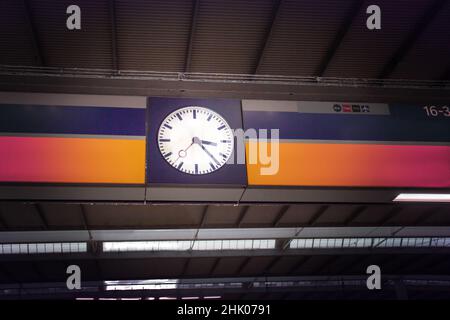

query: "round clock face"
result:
(157, 106), (234, 175)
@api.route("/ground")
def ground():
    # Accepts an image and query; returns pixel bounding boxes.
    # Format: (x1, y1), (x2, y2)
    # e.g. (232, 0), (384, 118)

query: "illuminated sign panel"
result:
(0, 99), (448, 189)
(243, 101), (450, 188)
(0, 104), (146, 184)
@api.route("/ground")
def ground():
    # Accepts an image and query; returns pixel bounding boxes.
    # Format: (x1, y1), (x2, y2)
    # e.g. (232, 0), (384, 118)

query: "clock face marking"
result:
(158, 106), (234, 175)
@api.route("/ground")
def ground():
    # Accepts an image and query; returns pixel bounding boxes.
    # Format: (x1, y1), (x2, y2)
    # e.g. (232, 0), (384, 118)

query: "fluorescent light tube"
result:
(393, 193), (450, 202)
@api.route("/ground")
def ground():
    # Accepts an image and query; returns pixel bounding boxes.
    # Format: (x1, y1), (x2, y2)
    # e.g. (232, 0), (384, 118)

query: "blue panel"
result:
(0, 104), (146, 136)
(243, 104), (450, 142)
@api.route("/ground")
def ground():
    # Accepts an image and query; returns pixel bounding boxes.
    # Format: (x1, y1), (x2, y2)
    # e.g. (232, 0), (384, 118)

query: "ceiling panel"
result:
(203, 205), (243, 227)
(276, 204), (321, 226)
(389, 1), (450, 80)
(39, 203), (85, 229)
(239, 205), (282, 227)
(256, 0), (355, 76)
(239, 256), (274, 275)
(190, 0), (275, 74)
(184, 257), (216, 277)
(313, 205), (360, 226)
(323, 0), (430, 78)
(211, 257), (245, 276)
(0, 203), (45, 230)
(0, 0), (36, 66)
(83, 204), (205, 228)
(115, 0), (192, 71)
(28, 0), (113, 68)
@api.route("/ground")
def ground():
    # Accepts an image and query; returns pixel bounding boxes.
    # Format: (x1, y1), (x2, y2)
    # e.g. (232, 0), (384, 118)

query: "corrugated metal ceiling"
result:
(0, 0), (449, 79)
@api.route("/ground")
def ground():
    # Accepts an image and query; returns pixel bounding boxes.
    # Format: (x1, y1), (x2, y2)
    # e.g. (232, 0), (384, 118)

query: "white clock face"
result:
(158, 106), (234, 175)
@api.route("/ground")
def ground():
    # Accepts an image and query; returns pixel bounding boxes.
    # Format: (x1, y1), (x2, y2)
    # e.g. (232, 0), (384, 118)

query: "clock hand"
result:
(200, 144), (220, 166)
(174, 139), (195, 162)
(200, 140), (217, 146)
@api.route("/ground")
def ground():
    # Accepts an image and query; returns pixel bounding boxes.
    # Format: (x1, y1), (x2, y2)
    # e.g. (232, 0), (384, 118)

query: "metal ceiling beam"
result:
(272, 205), (290, 227)
(23, 0), (44, 66)
(190, 205), (209, 250)
(108, 0), (119, 71)
(379, 206), (404, 225)
(34, 203), (49, 230)
(412, 207), (441, 225)
(209, 257), (221, 275)
(316, 0), (365, 77)
(288, 255), (311, 274)
(235, 257), (251, 275)
(0, 207), (8, 230)
(4, 275), (446, 299)
(3, 226), (450, 243)
(378, 0), (447, 79)
(1, 68), (450, 103)
(308, 205), (329, 226)
(315, 255), (341, 274)
(343, 205), (367, 225)
(184, 0), (201, 72)
(6, 247), (450, 262)
(263, 256), (280, 274)
(254, 0), (282, 74)
(180, 258), (190, 277)
(198, 205), (209, 228)
(235, 206), (250, 227)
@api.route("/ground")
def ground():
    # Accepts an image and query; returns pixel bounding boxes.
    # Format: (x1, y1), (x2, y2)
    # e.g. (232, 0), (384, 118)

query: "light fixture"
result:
(393, 193), (450, 203)
(102, 239), (276, 252)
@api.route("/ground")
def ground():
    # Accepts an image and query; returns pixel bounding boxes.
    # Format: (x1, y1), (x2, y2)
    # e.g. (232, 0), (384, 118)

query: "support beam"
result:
(3, 226), (450, 243)
(2, 275), (448, 299)
(235, 206), (250, 227)
(0, 207), (8, 230)
(34, 203), (49, 230)
(272, 205), (290, 227)
(316, 0), (365, 76)
(263, 256), (280, 274)
(198, 205), (209, 228)
(180, 258), (190, 277)
(379, 206), (403, 226)
(184, 0), (200, 72)
(378, 0), (446, 78)
(236, 257), (251, 275)
(308, 205), (329, 226)
(412, 207), (441, 225)
(79, 204), (90, 232)
(0, 248), (450, 262)
(23, 0), (44, 66)
(289, 256), (311, 274)
(108, 0), (119, 71)
(190, 205), (209, 250)
(2, 68), (450, 103)
(344, 206), (367, 226)
(209, 257), (221, 275)
(254, 0), (282, 74)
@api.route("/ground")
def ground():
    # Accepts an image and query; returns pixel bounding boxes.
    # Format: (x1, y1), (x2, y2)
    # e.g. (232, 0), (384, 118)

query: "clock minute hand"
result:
(200, 144), (220, 166)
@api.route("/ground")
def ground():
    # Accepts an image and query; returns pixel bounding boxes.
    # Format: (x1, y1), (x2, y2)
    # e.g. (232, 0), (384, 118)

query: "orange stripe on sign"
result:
(246, 141), (450, 187)
(0, 136), (146, 184)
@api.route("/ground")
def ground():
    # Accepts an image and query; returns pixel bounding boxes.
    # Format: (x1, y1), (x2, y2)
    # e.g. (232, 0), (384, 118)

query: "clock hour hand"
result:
(174, 139), (195, 162)
(200, 140), (217, 146)
(200, 144), (220, 166)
